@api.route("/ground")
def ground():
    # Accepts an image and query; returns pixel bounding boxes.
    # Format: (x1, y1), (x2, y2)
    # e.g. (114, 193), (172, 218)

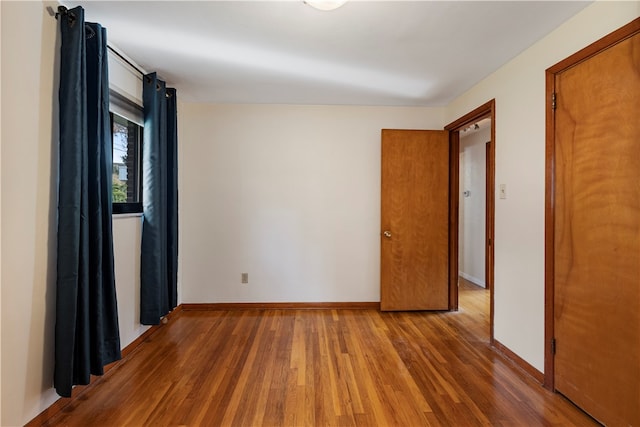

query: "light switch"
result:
(499, 184), (507, 199)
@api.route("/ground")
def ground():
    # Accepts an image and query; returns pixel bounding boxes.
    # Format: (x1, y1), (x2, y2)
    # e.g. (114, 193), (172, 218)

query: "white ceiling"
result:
(69, 1), (591, 106)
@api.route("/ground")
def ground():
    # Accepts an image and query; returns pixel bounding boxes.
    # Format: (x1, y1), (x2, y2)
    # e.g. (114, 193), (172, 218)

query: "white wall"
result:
(0, 2), (149, 425)
(1, 3), (60, 425)
(112, 216), (149, 348)
(179, 104), (444, 303)
(459, 125), (489, 287)
(445, 1), (639, 372)
(0, 3), (4, 423)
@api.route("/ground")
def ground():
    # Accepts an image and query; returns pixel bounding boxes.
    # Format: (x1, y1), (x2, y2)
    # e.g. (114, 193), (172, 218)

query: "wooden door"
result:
(381, 129), (450, 311)
(485, 141), (493, 291)
(552, 29), (640, 425)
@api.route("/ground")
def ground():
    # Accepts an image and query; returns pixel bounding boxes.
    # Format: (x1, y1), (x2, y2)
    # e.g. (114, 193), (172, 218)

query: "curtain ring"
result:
(55, 6), (67, 19)
(67, 12), (77, 27)
(57, 6), (77, 27)
(85, 24), (96, 39)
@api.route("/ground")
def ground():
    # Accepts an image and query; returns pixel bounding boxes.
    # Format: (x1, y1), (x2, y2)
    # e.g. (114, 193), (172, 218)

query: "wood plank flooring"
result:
(43, 283), (596, 426)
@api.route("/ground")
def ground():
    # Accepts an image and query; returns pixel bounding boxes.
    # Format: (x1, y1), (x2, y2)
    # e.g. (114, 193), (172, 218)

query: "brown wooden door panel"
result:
(553, 32), (640, 426)
(381, 129), (449, 311)
(485, 141), (493, 291)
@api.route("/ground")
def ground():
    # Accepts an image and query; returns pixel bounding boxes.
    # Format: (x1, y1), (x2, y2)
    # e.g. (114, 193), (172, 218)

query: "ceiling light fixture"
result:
(304, 0), (347, 11)
(462, 123), (480, 133)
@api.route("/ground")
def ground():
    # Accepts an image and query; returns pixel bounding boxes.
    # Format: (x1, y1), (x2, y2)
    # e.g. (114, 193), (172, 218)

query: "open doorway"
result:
(459, 118), (491, 289)
(445, 100), (495, 342)
(458, 119), (492, 338)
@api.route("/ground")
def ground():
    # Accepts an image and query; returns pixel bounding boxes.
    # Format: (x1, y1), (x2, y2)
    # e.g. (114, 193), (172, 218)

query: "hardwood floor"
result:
(42, 284), (596, 426)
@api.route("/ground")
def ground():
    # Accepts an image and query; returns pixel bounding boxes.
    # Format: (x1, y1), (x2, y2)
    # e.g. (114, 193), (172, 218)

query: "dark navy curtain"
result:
(140, 73), (178, 325)
(55, 6), (121, 398)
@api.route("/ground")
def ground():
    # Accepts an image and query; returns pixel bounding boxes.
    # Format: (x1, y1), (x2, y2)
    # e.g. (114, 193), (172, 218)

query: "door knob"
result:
(383, 231), (392, 238)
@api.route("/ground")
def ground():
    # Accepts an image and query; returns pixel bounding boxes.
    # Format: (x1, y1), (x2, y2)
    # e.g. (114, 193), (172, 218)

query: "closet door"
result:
(552, 26), (639, 426)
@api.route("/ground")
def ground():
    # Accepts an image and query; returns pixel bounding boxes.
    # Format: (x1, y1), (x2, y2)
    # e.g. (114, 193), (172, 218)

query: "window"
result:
(111, 112), (143, 214)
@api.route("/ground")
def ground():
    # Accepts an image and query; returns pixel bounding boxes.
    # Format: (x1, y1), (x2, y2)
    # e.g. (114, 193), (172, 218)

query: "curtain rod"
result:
(51, 5), (146, 77)
(51, 5), (172, 97)
(107, 46), (146, 77)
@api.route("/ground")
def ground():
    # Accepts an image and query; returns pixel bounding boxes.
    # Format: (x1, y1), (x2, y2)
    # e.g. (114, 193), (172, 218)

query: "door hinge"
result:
(551, 92), (557, 111)
(551, 338), (557, 355)
(488, 237), (492, 246)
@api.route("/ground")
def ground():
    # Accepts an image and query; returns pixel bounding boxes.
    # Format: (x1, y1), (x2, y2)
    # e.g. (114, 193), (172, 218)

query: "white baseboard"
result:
(459, 271), (486, 288)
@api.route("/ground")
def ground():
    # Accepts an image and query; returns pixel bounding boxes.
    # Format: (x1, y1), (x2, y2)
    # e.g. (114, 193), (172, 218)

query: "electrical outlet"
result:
(241, 273), (249, 284)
